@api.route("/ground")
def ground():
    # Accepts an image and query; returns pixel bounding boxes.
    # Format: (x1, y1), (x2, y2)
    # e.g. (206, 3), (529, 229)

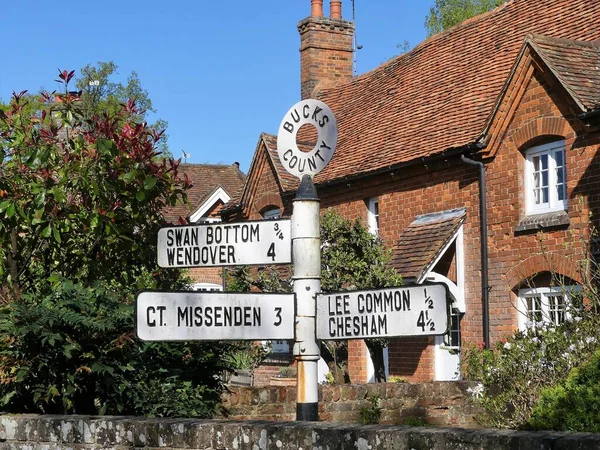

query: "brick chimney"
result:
(298, 0), (355, 99)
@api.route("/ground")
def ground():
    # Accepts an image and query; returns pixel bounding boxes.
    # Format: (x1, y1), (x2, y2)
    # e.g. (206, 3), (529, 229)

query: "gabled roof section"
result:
(262, 134), (299, 193)
(163, 163), (246, 224)
(391, 208), (466, 282)
(306, 0), (600, 185)
(528, 34), (600, 112)
(223, 133), (317, 217)
(481, 34), (600, 157)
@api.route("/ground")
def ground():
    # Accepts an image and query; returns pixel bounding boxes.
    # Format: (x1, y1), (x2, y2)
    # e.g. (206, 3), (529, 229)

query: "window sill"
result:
(514, 210), (570, 233)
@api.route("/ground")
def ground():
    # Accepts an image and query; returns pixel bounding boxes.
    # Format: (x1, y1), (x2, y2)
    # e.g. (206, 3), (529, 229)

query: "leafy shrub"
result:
(0, 280), (231, 416)
(223, 342), (270, 372)
(359, 394), (382, 425)
(463, 311), (600, 429)
(403, 416), (427, 427)
(528, 348), (600, 432)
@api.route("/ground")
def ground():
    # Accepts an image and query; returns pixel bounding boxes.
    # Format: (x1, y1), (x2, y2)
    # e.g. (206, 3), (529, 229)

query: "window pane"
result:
(542, 187), (548, 204)
(555, 149), (563, 167)
(542, 170), (549, 188)
(526, 296), (543, 324)
(541, 154), (548, 170)
(555, 149), (566, 202)
(548, 295), (566, 325)
(533, 155), (540, 172)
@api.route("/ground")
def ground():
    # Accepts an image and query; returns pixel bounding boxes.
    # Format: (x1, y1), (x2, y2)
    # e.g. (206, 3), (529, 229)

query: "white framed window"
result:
(517, 285), (577, 330)
(190, 282), (223, 292)
(262, 208), (280, 219)
(367, 197), (379, 235)
(525, 141), (567, 215)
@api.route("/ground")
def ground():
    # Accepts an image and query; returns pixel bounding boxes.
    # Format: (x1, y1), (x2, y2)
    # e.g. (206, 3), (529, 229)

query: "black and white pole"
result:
(277, 98), (337, 421)
(292, 174), (321, 421)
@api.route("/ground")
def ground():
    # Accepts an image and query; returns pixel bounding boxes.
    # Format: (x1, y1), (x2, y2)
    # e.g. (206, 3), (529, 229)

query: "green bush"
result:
(359, 394), (382, 425)
(0, 280), (231, 416)
(528, 348), (600, 432)
(463, 311), (600, 429)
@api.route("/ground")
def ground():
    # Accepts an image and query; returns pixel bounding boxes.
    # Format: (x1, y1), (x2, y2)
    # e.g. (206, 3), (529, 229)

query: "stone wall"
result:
(221, 381), (481, 428)
(1, 415), (600, 449)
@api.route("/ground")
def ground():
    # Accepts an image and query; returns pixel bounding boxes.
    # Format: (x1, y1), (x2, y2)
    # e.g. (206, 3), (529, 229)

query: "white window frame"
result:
(367, 197), (379, 235)
(517, 285), (579, 330)
(190, 282), (223, 292)
(262, 208), (280, 219)
(525, 141), (567, 215)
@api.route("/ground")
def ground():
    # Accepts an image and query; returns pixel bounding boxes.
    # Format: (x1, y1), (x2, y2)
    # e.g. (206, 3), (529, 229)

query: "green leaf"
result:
(0, 200), (11, 212)
(6, 203), (15, 218)
(53, 227), (61, 243)
(136, 190), (146, 201)
(90, 215), (99, 229)
(123, 171), (136, 183)
(0, 391), (16, 406)
(41, 224), (52, 238)
(143, 176), (157, 190)
(52, 188), (66, 203)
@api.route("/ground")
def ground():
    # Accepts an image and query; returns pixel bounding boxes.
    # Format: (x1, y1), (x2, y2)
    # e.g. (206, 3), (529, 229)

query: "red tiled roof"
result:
(528, 34), (600, 111)
(308, 0), (600, 185)
(262, 134), (299, 192)
(163, 163), (246, 223)
(391, 209), (466, 281)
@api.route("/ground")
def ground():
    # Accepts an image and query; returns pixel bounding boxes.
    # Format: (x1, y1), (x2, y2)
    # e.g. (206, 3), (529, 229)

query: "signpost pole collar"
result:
(294, 174), (319, 201)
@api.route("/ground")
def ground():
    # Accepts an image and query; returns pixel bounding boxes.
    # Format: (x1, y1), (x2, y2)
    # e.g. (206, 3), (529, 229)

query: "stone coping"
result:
(0, 415), (600, 449)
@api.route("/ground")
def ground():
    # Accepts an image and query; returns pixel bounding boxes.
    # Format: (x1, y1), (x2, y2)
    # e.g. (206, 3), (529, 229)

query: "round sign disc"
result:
(277, 99), (338, 179)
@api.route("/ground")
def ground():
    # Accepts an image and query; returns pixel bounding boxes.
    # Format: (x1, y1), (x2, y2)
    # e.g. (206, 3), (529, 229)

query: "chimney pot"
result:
(311, 0), (323, 17)
(330, 0), (342, 19)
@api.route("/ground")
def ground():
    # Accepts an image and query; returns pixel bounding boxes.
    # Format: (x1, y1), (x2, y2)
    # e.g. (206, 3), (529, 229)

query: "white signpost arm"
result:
(292, 174), (321, 421)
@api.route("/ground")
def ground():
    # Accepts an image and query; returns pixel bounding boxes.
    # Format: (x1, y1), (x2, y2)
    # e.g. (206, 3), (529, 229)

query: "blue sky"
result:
(2, 1), (432, 172)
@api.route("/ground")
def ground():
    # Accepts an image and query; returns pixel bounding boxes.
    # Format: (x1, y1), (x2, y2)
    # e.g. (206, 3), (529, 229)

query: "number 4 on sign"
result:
(267, 243), (276, 261)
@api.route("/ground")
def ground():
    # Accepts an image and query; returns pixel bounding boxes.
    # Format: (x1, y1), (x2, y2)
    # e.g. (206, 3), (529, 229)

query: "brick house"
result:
(222, 0), (600, 383)
(164, 163), (245, 290)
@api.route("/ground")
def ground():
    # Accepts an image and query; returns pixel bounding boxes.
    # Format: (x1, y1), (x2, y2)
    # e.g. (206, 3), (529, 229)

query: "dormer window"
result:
(525, 141), (567, 215)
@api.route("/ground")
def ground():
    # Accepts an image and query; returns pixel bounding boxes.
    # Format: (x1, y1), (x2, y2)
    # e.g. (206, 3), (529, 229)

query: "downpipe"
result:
(461, 155), (490, 349)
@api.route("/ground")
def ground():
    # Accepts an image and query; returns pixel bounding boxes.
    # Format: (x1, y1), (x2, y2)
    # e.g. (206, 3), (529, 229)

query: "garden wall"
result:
(221, 381), (481, 427)
(1, 415), (600, 449)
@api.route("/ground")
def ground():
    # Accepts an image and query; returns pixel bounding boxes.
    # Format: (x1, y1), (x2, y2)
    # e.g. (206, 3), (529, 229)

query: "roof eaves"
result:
(314, 143), (481, 190)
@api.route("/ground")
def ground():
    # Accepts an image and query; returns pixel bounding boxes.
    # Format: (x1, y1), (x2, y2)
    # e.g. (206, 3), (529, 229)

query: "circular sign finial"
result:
(277, 99), (338, 179)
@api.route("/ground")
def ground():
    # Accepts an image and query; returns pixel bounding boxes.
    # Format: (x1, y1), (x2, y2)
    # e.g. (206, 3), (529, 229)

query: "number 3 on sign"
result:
(267, 242), (276, 261)
(273, 307), (282, 326)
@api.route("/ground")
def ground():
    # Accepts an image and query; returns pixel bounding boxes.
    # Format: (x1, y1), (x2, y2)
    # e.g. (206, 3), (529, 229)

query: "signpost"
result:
(136, 291), (294, 341)
(157, 219), (291, 268)
(137, 98), (451, 423)
(316, 284), (448, 340)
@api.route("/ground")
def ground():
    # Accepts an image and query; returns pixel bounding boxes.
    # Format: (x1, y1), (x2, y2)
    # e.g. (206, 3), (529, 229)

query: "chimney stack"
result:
(311, 0), (323, 17)
(298, 0), (355, 99)
(330, 1), (342, 19)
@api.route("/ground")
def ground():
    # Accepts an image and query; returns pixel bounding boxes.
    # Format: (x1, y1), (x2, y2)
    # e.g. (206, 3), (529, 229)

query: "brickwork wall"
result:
(318, 159), (482, 381)
(2, 414), (600, 449)
(222, 381), (481, 427)
(486, 70), (600, 341)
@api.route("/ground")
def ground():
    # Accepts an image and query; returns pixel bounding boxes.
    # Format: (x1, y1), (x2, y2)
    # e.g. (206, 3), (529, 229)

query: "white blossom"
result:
(467, 383), (484, 398)
(503, 342), (512, 350)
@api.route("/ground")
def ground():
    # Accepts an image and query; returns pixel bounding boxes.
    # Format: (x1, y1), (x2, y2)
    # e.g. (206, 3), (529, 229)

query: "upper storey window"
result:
(525, 141), (567, 215)
(367, 197), (379, 236)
